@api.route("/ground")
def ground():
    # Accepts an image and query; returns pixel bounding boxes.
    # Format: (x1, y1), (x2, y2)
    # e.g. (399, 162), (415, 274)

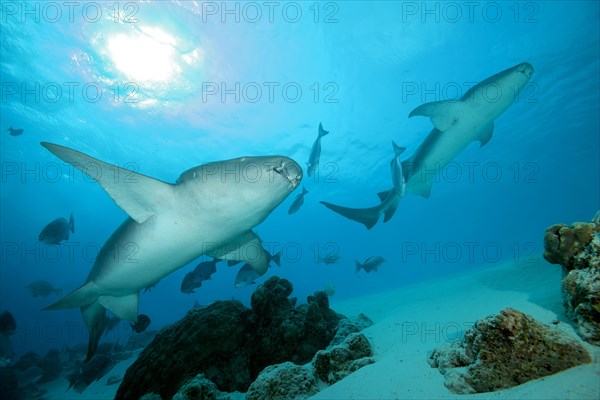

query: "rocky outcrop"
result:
(116, 277), (350, 400)
(246, 363), (318, 400)
(543, 211), (600, 344)
(313, 333), (375, 384)
(429, 308), (591, 394)
(246, 330), (375, 399)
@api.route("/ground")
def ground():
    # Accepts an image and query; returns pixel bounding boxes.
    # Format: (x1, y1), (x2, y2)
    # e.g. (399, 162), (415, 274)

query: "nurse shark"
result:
(41, 142), (302, 360)
(321, 62), (534, 229)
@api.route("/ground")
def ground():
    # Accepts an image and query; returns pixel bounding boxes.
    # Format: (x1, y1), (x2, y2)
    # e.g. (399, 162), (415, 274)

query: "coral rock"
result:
(246, 362), (318, 400)
(543, 222), (597, 270)
(116, 301), (249, 400)
(116, 277), (347, 399)
(543, 212), (600, 344)
(313, 333), (375, 384)
(429, 308), (591, 394)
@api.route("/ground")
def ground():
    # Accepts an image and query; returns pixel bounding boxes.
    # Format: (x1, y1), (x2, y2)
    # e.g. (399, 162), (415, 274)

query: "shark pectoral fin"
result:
(98, 293), (139, 322)
(81, 302), (106, 362)
(478, 122), (494, 147)
(207, 231), (269, 275)
(320, 201), (381, 230)
(41, 142), (175, 224)
(409, 100), (465, 132)
(43, 282), (97, 310)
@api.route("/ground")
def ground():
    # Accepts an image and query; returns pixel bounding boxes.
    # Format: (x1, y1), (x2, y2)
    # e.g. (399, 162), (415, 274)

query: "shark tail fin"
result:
(320, 201), (381, 230)
(69, 212), (75, 234)
(318, 123), (330, 138)
(355, 260), (362, 273)
(81, 302), (107, 362)
(43, 283), (97, 311)
(271, 251), (282, 267)
(391, 141), (406, 156)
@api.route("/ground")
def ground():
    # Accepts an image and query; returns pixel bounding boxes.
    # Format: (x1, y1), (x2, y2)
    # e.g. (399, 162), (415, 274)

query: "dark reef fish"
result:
(288, 186), (309, 214)
(131, 314), (151, 333)
(7, 126), (24, 136)
(25, 280), (62, 298)
(38, 212), (74, 244)
(0, 311), (16, 335)
(180, 258), (219, 294)
(234, 251), (282, 288)
(318, 253), (341, 265)
(355, 256), (386, 273)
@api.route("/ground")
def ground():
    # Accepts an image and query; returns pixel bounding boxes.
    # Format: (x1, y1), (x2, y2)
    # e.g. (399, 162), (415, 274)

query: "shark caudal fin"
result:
(318, 123), (330, 138)
(391, 141), (406, 156)
(81, 301), (107, 362)
(320, 201), (381, 230)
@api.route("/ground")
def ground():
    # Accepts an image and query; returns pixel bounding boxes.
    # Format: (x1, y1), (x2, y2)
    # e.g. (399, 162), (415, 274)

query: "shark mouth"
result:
(271, 160), (302, 189)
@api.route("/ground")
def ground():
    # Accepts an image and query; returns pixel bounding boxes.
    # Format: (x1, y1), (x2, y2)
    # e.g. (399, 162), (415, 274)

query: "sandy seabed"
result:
(42, 260), (600, 400)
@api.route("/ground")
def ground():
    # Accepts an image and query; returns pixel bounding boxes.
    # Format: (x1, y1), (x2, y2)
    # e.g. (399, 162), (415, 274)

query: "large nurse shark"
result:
(321, 62), (534, 229)
(41, 142), (302, 360)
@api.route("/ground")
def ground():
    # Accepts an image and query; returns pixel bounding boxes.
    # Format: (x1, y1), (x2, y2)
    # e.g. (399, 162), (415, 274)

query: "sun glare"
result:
(107, 27), (179, 82)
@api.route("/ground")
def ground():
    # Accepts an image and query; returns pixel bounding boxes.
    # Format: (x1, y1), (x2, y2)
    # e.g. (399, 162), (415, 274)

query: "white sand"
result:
(312, 261), (600, 400)
(39, 261), (600, 399)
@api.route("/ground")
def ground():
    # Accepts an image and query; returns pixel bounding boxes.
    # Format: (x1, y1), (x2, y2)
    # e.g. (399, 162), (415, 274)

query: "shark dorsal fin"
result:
(41, 142), (174, 224)
(409, 100), (467, 132)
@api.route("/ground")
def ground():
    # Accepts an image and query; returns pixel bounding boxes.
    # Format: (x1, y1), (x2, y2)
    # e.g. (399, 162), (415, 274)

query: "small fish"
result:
(306, 123), (330, 177)
(268, 251), (282, 267)
(25, 280), (62, 298)
(0, 311), (16, 336)
(39, 212), (74, 244)
(106, 375), (123, 386)
(233, 251), (281, 288)
(288, 187), (309, 214)
(180, 258), (219, 294)
(130, 314), (151, 334)
(227, 252), (280, 270)
(323, 283), (336, 296)
(7, 126), (23, 136)
(234, 264), (261, 288)
(318, 253), (341, 265)
(355, 256), (386, 273)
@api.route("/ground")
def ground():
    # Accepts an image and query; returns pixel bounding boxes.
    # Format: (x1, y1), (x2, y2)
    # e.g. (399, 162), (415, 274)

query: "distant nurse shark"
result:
(322, 62), (535, 229)
(41, 142), (302, 360)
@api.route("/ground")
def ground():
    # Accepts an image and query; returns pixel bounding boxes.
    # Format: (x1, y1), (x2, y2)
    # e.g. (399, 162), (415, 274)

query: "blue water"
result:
(1, 1), (598, 359)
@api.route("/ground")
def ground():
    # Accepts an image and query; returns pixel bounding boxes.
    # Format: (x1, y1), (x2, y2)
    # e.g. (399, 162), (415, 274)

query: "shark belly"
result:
(404, 122), (481, 198)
